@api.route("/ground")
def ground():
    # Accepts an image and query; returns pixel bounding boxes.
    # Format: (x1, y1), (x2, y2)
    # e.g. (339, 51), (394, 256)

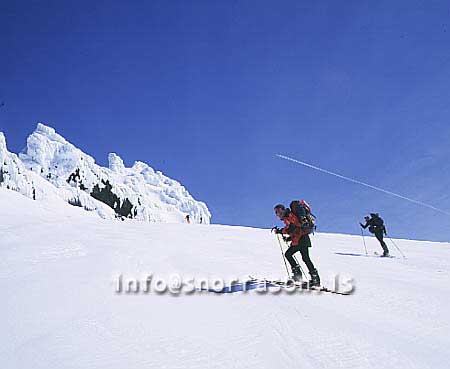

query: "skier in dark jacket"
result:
(360, 213), (389, 256)
(273, 204), (320, 286)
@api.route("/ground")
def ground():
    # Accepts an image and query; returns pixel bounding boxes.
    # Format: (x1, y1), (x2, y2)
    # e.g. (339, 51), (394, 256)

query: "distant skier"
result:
(360, 213), (389, 257)
(273, 203), (320, 286)
(185, 214), (190, 224)
(200, 216), (203, 224)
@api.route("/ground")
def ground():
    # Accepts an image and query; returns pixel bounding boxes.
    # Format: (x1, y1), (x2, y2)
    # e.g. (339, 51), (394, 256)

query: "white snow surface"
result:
(0, 123), (210, 223)
(1, 188), (449, 369)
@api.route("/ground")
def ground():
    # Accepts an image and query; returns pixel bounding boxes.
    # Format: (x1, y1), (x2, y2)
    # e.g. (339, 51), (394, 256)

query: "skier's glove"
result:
(271, 227), (282, 234)
(284, 236), (292, 242)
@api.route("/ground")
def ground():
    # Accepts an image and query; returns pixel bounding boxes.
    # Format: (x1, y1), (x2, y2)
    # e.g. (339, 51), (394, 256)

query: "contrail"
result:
(276, 154), (450, 216)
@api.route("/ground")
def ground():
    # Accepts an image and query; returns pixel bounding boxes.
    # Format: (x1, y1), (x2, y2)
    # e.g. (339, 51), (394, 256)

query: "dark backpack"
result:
(290, 200), (316, 234)
(371, 213), (384, 227)
(368, 213), (384, 233)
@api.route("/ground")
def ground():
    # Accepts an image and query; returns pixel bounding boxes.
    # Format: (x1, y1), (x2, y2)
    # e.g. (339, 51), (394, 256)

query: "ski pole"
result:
(360, 227), (368, 255)
(388, 236), (407, 259)
(275, 233), (291, 278)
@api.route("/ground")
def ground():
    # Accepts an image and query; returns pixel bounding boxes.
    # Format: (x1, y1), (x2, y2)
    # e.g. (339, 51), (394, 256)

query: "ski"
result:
(248, 275), (351, 295)
(335, 252), (393, 259)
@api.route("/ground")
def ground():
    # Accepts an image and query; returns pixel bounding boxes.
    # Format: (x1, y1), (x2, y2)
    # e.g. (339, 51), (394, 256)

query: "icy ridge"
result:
(1, 123), (211, 223)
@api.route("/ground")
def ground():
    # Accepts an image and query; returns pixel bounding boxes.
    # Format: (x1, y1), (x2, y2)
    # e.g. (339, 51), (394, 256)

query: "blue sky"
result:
(1, 0), (450, 241)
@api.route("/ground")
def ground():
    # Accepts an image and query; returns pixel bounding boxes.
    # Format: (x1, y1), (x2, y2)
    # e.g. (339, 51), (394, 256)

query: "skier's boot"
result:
(381, 251), (390, 257)
(291, 265), (302, 282)
(309, 269), (321, 287)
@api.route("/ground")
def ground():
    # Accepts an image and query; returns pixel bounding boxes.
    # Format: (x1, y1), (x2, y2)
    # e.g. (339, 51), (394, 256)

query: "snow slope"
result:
(1, 123), (210, 223)
(1, 188), (450, 369)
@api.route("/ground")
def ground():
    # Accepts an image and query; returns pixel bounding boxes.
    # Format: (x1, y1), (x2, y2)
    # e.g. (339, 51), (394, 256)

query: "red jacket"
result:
(280, 211), (307, 246)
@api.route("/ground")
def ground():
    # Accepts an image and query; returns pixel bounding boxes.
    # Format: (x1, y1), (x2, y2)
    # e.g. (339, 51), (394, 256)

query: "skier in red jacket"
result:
(273, 204), (320, 286)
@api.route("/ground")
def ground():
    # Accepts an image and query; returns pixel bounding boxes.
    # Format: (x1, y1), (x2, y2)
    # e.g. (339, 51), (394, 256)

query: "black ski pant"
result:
(284, 234), (316, 273)
(375, 231), (389, 254)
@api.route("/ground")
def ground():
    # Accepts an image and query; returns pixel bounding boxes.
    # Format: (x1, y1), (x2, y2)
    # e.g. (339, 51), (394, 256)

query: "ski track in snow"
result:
(1, 189), (450, 369)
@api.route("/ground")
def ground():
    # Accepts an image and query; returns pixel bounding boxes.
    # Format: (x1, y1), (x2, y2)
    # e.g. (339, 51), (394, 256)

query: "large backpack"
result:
(290, 200), (316, 235)
(371, 213), (384, 227)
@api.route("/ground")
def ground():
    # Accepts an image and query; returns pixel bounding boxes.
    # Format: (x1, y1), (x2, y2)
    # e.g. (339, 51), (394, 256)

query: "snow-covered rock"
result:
(1, 123), (211, 223)
(0, 131), (36, 198)
(108, 152), (126, 174)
